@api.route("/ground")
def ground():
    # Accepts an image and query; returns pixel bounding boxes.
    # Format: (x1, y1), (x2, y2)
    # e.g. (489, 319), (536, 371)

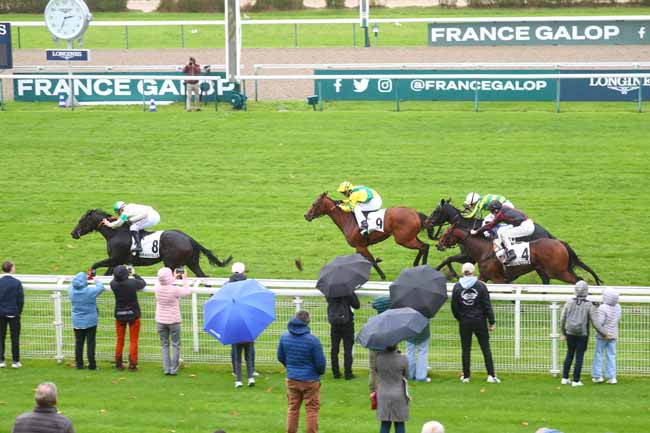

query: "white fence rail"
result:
(14, 275), (650, 376)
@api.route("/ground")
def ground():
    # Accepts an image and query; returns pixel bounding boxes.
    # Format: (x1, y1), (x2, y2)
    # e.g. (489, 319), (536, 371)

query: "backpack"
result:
(327, 297), (352, 326)
(565, 299), (591, 336)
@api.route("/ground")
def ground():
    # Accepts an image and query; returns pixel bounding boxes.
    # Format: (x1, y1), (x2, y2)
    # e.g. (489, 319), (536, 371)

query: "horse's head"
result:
(71, 209), (111, 239)
(304, 192), (334, 222)
(436, 224), (463, 251)
(425, 198), (451, 229)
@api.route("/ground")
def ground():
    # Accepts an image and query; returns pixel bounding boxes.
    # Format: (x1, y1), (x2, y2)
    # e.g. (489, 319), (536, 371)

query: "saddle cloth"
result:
(131, 231), (163, 259)
(363, 209), (387, 233)
(493, 241), (531, 266)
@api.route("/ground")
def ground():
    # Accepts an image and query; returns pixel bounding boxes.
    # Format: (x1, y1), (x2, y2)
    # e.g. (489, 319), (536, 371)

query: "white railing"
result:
(14, 275), (650, 376)
(13, 64), (227, 72)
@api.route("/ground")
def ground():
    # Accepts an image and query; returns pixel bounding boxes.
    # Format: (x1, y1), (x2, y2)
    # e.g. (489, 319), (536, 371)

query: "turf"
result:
(0, 360), (647, 433)
(6, 6), (650, 48)
(1, 102), (649, 285)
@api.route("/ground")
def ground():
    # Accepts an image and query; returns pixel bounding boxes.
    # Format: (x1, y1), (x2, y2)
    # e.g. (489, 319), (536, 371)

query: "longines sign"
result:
(428, 20), (650, 46)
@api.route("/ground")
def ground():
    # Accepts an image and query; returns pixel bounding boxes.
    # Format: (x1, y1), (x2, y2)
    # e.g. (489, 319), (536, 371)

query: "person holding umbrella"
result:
(371, 344), (410, 433)
(451, 263), (500, 384)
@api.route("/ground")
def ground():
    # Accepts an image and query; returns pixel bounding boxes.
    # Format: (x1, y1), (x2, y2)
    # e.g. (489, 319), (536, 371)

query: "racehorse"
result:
(304, 192), (430, 280)
(424, 199), (555, 278)
(436, 224), (603, 285)
(71, 209), (232, 277)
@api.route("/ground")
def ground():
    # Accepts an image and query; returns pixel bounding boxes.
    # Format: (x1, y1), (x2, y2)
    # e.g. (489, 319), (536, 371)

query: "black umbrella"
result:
(316, 254), (372, 298)
(389, 265), (448, 318)
(356, 307), (429, 349)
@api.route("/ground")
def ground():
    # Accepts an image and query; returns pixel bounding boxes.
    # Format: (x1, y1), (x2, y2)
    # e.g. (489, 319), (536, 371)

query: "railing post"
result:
(254, 66), (259, 102)
(318, 81), (323, 112)
(638, 80), (643, 113)
(17, 26), (21, 49)
(550, 302), (560, 376)
(294, 24), (298, 48)
(0, 82), (4, 111)
(192, 281), (200, 353)
(395, 78), (400, 112)
(181, 24), (185, 48)
(352, 24), (357, 48)
(53, 277), (66, 363)
(555, 66), (561, 113)
(125, 25), (129, 49)
(293, 296), (304, 313)
(514, 287), (521, 359)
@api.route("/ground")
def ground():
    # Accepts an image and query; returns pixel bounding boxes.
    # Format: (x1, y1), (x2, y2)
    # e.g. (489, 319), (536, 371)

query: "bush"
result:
(325, 0), (345, 8)
(250, 0), (304, 11)
(0, 0), (126, 13)
(157, 0), (224, 12)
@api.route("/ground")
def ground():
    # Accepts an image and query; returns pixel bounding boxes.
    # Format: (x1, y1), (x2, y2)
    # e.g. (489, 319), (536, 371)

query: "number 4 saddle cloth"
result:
(493, 241), (532, 266)
(131, 231), (164, 258)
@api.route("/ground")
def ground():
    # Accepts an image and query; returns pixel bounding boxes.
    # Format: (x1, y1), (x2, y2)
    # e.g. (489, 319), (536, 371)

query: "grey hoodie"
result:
(560, 281), (607, 337)
(595, 288), (622, 339)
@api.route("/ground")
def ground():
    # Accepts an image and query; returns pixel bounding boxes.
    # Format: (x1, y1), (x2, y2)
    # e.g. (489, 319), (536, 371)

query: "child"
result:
(592, 288), (622, 384)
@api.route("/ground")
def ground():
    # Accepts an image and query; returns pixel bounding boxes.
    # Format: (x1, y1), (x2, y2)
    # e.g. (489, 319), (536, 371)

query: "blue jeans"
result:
(592, 337), (617, 379)
(406, 337), (429, 381)
(380, 421), (405, 433)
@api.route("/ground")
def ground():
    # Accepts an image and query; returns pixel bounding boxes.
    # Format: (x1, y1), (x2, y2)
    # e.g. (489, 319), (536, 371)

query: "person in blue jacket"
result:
(277, 310), (326, 433)
(68, 272), (105, 370)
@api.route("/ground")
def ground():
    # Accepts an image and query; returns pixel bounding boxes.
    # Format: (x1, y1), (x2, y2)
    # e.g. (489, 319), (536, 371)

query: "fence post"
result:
(17, 27), (21, 49)
(638, 81), (643, 113)
(254, 66), (259, 102)
(555, 66), (561, 113)
(125, 25), (129, 49)
(192, 281), (200, 353)
(0, 82), (4, 111)
(318, 81), (323, 112)
(395, 79), (400, 112)
(514, 287), (521, 359)
(181, 24), (185, 48)
(352, 24), (357, 48)
(293, 296), (304, 313)
(294, 24), (298, 48)
(549, 302), (560, 376)
(53, 278), (66, 363)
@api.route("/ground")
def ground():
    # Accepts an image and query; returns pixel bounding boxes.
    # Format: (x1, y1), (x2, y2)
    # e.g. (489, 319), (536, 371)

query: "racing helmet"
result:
(337, 181), (353, 193)
(464, 192), (481, 208)
(486, 200), (503, 213)
(113, 201), (126, 212)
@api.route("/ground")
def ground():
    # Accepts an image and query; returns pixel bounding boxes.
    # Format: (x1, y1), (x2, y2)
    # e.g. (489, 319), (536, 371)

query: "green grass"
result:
(6, 6), (650, 48)
(1, 102), (649, 285)
(0, 360), (648, 433)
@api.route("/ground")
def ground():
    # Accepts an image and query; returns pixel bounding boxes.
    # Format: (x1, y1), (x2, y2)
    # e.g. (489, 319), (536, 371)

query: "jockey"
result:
(102, 201), (161, 253)
(470, 200), (534, 264)
(336, 181), (382, 236)
(464, 192), (515, 236)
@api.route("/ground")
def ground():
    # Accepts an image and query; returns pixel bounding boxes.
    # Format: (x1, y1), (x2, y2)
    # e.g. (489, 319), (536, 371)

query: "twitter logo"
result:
(353, 79), (370, 93)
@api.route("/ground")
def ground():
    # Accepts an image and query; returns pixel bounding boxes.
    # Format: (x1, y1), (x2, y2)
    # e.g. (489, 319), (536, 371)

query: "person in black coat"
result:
(110, 265), (146, 371)
(326, 292), (360, 379)
(0, 260), (24, 368)
(451, 263), (500, 384)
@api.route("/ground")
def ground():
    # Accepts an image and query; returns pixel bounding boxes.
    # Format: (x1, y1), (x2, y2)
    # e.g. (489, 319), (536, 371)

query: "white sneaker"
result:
(592, 377), (604, 383)
(11, 362), (22, 369)
(248, 378), (255, 387)
(571, 381), (584, 387)
(561, 378), (571, 385)
(460, 376), (470, 383)
(487, 375), (501, 384)
(606, 378), (617, 384)
(0, 362), (6, 368)
(234, 381), (243, 388)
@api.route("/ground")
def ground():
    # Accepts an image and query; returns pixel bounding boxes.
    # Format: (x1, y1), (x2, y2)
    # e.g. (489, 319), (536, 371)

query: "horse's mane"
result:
(87, 208), (111, 218)
(441, 202), (482, 229)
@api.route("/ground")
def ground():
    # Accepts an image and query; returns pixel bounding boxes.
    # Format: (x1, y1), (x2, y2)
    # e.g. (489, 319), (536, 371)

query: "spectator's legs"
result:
(87, 326), (97, 370)
(250, 343), (255, 372)
(157, 322), (171, 374)
(0, 317), (7, 362)
(230, 344), (236, 375)
(474, 321), (495, 377)
(8, 317), (20, 363)
(128, 318), (141, 368)
(74, 328), (85, 368)
(592, 336), (605, 379)
(605, 339), (617, 380)
(243, 343), (254, 380)
(303, 381), (320, 433)
(115, 320), (127, 368)
(286, 379), (304, 433)
(185, 84), (191, 111)
(563, 334), (577, 379)
(406, 340), (416, 380)
(170, 323), (181, 375)
(233, 343), (243, 382)
(459, 320), (474, 378)
(394, 421), (406, 433)
(572, 335), (588, 382)
(342, 322), (355, 378)
(415, 338), (430, 381)
(193, 85), (200, 110)
(379, 421), (392, 433)
(330, 325), (343, 378)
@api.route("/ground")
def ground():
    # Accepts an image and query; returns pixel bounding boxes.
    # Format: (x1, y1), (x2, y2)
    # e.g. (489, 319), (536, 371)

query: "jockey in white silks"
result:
(102, 201), (160, 252)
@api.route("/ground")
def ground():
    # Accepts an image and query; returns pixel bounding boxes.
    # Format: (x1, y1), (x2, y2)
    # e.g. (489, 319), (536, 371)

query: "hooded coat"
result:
(596, 288), (622, 339)
(560, 281), (607, 337)
(68, 272), (104, 329)
(110, 265), (146, 319)
(277, 318), (326, 382)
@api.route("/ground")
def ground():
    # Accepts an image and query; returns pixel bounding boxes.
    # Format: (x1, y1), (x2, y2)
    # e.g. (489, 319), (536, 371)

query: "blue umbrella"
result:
(203, 279), (275, 345)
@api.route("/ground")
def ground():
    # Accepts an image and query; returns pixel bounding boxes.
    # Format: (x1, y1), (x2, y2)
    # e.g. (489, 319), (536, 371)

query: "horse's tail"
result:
(561, 241), (603, 285)
(191, 238), (233, 268)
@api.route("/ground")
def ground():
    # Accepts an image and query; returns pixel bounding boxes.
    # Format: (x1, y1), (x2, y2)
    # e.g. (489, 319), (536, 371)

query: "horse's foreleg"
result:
(91, 257), (121, 274)
(421, 244), (430, 265)
(356, 246), (386, 280)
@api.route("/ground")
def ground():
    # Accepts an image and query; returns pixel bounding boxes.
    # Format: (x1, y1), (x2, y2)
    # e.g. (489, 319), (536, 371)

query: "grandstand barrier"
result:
(15, 275), (650, 376)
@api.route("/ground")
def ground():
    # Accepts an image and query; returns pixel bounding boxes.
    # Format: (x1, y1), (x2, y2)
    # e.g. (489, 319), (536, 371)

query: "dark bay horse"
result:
(71, 209), (232, 277)
(304, 192), (430, 280)
(437, 224), (603, 285)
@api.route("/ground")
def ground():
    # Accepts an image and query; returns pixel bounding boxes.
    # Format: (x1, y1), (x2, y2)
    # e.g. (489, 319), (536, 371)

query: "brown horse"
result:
(304, 192), (430, 280)
(437, 224), (603, 285)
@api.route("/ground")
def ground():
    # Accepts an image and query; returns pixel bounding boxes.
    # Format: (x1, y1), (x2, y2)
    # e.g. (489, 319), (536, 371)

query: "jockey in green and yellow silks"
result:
(337, 181), (382, 235)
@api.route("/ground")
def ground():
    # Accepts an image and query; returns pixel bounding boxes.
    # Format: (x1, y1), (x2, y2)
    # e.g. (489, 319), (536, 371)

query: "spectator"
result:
(421, 421), (445, 433)
(326, 291), (360, 380)
(370, 345), (410, 433)
(451, 263), (500, 383)
(560, 280), (606, 387)
(227, 262), (257, 388)
(154, 267), (191, 376)
(11, 382), (73, 433)
(277, 310), (326, 433)
(0, 260), (24, 369)
(369, 296), (391, 391)
(405, 320), (430, 383)
(111, 265), (146, 372)
(182, 56), (202, 112)
(68, 272), (104, 370)
(592, 287), (622, 385)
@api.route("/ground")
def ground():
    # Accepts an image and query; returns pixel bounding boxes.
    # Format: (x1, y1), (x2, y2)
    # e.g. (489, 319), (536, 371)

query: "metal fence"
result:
(14, 275), (650, 376)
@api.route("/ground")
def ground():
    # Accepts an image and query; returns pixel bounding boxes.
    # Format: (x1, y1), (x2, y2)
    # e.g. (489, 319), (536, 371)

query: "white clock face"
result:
(45, 0), (91, 41)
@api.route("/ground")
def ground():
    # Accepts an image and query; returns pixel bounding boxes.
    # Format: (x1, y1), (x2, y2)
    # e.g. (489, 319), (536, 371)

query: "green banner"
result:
(429, 20), (650, 46)
(13, 71), (238, 103)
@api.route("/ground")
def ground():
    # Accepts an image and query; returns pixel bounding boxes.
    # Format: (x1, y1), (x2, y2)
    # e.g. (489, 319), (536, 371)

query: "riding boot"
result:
(504, 249), (516, 264)
(132, 231), (143, 253)
(359, 220), (369, 236)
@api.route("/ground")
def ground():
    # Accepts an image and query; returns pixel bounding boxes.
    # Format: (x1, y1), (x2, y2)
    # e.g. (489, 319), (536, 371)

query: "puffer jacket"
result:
(0, 275), (24, 317)
(596, 288), (622, 339)
(68, 272), (104, 329)
(110, 265), (146, 319)
(277, 318), (326, 382)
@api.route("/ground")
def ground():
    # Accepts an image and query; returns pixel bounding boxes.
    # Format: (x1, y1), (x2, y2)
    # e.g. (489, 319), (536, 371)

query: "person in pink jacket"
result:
(154, 267), (191, 375)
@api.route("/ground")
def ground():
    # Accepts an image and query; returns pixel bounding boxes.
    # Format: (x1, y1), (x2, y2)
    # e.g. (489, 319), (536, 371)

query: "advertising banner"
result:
(46, 49), (91, 62)
(13, 72), (238, 103)
(428, 20), (650, 46)
(560, 69), (650, 101)
(0, 22), (12, 69)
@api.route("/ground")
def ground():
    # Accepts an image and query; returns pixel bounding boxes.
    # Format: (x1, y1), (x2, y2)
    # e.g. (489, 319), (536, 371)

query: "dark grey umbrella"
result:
(356, 307), (429, 349)
(316, 254), (372, 298)
(389, 265), (448, 318)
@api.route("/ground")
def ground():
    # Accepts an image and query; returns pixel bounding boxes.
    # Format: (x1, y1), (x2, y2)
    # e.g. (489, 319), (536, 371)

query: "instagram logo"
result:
(377, 79), (393, 93)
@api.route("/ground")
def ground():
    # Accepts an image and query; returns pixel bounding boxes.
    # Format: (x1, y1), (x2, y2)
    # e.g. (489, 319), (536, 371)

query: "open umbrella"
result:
(203, 279), (275, 345)
(316, 254), (372, 298)
(356, 307), (428, 349)
(389, 265), (448, 318)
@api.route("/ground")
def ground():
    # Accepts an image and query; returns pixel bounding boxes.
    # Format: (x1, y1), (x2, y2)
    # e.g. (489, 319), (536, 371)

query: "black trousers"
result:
(232, 342), (255, 382)
(0, 316), (20, 363)
(330, 322), (355, 377)
(74, 326), (97, 369)
(563, 334), (588, 382)
(459, 319), (495, 378)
